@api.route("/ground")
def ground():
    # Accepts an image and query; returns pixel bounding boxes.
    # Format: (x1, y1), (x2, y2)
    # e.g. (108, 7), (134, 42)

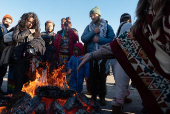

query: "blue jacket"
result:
(68, 55), (90, 92)
(81, 24), (115, 53)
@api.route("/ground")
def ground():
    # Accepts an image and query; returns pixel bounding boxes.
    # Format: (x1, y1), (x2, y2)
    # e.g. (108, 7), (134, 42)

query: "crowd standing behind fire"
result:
(0, 0), (170, 114)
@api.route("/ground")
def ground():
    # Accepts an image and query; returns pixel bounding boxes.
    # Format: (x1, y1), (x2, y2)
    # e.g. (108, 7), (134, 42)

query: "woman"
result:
(12, 12), (41, 93)
(78, 0), (170, 114)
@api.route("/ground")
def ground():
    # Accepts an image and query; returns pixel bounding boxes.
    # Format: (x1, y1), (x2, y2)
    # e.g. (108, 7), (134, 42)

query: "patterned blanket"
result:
(110, 31), (170, 114)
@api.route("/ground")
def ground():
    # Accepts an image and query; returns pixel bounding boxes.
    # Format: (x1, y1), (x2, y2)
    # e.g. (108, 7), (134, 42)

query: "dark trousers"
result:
(0, 64), (7, 88)
(89, 59), (107, 98)
(13, 59), (29, 93)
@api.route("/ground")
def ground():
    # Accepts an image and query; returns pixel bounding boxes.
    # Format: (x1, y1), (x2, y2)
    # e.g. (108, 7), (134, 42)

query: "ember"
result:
(0, 62), (101, 114)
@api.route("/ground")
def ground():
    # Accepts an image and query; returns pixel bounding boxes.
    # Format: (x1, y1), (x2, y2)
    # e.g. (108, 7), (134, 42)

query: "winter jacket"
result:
(81, 24), (115, 53)
(12, 25), (35, 63)
(68, 43), (89, 92)
(41, 31), (56, 46)
(0, 24), (7, 53)
(54, 29), (79, 62)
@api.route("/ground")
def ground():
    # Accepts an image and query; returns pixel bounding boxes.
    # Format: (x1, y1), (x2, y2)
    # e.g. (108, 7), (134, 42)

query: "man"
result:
(0, 14), (13, 95)
(81, 6), (115, 106)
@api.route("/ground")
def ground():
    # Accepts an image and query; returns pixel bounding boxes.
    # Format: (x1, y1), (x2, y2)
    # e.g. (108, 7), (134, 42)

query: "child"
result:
(67, 43), (89, 93)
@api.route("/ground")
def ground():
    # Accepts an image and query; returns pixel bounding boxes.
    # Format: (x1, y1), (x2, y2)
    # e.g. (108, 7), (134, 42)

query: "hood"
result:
(73, 42), (83, 56)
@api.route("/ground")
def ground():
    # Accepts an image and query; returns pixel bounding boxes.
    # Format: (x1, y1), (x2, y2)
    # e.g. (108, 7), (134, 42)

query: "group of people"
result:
(0, 0), (170, 114)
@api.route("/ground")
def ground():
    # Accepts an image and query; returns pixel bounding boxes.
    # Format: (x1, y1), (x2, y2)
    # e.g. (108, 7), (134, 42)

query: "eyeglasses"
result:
(28, 21), (35, 25)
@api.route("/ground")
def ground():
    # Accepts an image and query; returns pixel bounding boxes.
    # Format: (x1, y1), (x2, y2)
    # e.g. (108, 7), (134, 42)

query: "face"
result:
(46, 23), (54, 33)
(73, 47), (81, 56)
(3, 18), (12, 28)
(64, 25), (69, 32)
(27, 17), (35, 29)
(90, 13), (100, 24)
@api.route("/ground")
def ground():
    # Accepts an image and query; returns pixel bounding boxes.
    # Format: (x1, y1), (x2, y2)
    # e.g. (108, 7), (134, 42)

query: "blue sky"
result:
(0, 0), (138, 42)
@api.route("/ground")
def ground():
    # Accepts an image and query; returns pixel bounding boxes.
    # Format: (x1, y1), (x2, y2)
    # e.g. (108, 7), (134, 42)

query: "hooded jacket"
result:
(68, 43), (90, 92)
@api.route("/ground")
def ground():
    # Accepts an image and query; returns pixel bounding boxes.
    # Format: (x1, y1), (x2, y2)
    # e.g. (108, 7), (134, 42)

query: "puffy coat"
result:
(68, 43), (89, 92)
(81, 24), (115, 53)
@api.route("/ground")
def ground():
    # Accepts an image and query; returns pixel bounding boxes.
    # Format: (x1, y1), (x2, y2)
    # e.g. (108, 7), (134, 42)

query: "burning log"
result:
(36, 86), (61, 98)
(51, 99), (64, 114)
(7, 92), (31, 113)
(36, 86), (76, 99)
(64, 96), (84, 111)
(75, 109), (88, 114)
(34, 102), (46, 114)
(13, 95), (41, 114)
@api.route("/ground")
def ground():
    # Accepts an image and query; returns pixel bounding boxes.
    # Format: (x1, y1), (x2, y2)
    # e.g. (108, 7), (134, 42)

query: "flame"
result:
(0, 107), (6, 114)
(21, 61), (69, 98)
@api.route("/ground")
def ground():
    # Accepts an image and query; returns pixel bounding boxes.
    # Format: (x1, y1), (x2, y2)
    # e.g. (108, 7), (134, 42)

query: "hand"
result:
(92, 36), (99, 43)
(29, 29), (35, 34)
(77, 53), (92, 71)
(67, 69), (72, 74)
(94, 27), (100, 34)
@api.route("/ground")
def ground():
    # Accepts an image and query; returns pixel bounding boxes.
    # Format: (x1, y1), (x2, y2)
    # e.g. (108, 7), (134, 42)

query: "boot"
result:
(124, 97), (132, 103)
(111, 105), (124, 114)
(100, 97), (106, 106)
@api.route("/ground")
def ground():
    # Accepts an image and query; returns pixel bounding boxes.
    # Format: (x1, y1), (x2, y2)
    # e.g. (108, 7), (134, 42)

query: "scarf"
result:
(89, 19), (107, 66)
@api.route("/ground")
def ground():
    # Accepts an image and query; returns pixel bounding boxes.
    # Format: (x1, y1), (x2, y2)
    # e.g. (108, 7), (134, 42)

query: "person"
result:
(54, 21), (78, 75)
(0, 27), (15, 94)
(12, 12), (41, 93)
(0, 14), (13, 95)
(78, 0), (170, 114)
(41, 20), (56, 73)
(110, 13), (133, 108)
(81, 6), (115, 106)
(61, 18), (66, 29)
(67, 42), (89, 93)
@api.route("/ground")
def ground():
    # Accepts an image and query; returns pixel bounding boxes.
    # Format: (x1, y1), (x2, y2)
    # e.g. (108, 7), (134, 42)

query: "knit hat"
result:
(90, 6), (101, 17)
(73, 43), (83, 56)
(2, 14), (13, 23)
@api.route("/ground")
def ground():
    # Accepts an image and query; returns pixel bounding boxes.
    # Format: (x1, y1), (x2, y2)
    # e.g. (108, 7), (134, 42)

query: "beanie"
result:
(89, 6), (101, 17)
(2, 14), (13, 23)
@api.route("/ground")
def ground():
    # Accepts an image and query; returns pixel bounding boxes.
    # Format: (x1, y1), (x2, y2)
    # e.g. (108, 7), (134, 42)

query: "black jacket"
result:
(11, 25), (35, 63)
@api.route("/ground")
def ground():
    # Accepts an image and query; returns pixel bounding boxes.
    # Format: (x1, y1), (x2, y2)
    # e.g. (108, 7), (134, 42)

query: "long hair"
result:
(132, 0), (168, 33)
(18, 12), (40, 37)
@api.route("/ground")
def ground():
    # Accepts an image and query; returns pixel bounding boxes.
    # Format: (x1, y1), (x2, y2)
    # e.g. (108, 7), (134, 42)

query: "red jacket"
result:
(54, 29), (79, 61)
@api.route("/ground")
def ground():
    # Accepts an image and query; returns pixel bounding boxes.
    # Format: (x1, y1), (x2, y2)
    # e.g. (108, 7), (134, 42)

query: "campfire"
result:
(0, 61), (101, 114)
